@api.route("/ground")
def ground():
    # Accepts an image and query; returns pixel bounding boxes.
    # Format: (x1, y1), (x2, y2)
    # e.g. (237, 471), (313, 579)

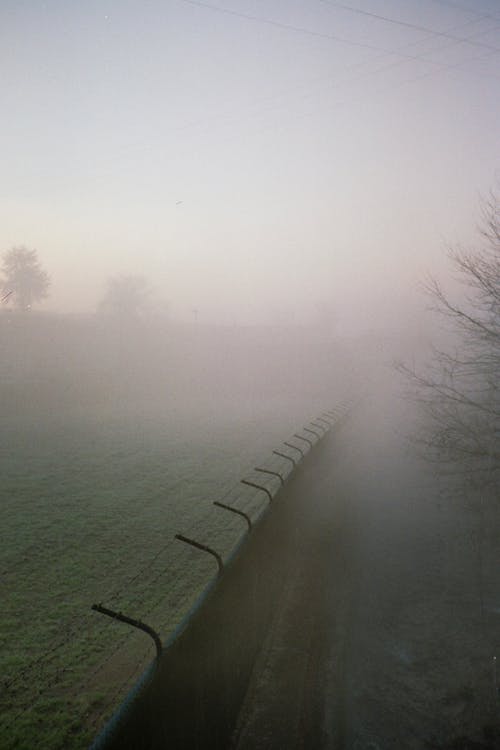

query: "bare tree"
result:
(398, 191), (499, 488)
(1, 246), (50, 311)
(99, 274), (152, 318)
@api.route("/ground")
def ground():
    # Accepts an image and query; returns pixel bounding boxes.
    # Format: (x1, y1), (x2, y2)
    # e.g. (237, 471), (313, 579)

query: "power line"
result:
(428, 0), (500, 22)
(243, 20), (500, 122)
(241, 39), (500, 143)
(151, 18), (499, 150)
(176, 0), (497, 62)
(182, 15), (498, 152)
(23, 3), (499, 191)
(71, 6), (500, 178)
(317, 0), (500, 52)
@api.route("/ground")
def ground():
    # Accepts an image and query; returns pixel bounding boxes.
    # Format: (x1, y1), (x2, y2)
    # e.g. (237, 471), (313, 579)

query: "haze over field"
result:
(1, 3), (499, 749)
(1, 0), (499, 329)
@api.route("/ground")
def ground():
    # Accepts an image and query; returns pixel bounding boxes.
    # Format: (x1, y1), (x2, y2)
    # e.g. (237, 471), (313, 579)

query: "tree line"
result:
(0, 246), (152, 317)
(2, 189), (499, 487)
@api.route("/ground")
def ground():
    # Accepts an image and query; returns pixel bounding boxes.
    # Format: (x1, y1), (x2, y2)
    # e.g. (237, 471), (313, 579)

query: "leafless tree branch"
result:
(397, 188), (499, 488)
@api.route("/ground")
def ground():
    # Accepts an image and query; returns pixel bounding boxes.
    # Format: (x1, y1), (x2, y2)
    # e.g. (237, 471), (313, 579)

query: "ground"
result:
(97, 376), (500, 749)
(231, 377), (500, 749)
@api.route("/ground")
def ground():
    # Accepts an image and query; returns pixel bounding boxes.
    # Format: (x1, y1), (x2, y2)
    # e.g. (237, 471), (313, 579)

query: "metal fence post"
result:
(293, 433), (313, 449)
(272, 449), (296, 467)
(253, 467), (285, 486)
(213, 501), (252, 530)
(284, 441), (304, 458)
(240, 479), (274, 503)
(174, 534), (224, 573)
(91, 604), (163, 659)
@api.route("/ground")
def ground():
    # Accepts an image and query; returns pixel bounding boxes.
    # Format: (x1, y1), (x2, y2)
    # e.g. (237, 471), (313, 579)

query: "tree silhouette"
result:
(99, 275), (152, 318)
(1, 246), (50, 311)
(398, 190), (499, 488)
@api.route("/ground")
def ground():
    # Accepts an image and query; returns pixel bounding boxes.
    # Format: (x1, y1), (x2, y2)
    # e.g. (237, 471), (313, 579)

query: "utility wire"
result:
(178, 0), (500, 56)
(28, 9), (498, 191)
(177, 0), (500, 59)
(238, 21), (500, 126)
(428, 0), (500, 22)
(317, 0), (500, 52)
(138, 20), (498, 154)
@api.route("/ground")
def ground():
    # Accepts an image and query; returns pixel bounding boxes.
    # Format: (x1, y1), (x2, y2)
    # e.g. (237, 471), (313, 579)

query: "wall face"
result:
(96, 436), (347, 750)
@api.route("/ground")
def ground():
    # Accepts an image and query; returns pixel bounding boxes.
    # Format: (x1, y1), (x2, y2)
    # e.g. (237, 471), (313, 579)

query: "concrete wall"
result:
(98, 436), (341, 750)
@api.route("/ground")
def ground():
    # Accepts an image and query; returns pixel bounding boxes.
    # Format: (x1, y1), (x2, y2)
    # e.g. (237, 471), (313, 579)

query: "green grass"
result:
(0, 400), (307, 750)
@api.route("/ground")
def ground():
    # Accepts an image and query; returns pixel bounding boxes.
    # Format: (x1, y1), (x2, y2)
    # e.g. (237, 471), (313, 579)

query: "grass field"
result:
(0, 315), (356, 749)
(1, 401), (321, 749)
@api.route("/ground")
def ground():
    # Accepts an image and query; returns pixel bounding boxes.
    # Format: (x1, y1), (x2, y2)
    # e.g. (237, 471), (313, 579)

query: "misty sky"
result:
(1, 0), (499, 328)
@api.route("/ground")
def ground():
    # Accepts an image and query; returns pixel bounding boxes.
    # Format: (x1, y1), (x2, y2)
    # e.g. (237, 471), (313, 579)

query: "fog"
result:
(0, 312), (358, 420)
(1, 0), (499, 329)
(1, 3), (499, 749)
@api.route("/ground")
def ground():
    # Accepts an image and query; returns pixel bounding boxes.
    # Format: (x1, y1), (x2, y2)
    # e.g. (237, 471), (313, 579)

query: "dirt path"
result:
(231, 461), (352, 750)
(232, 381), (500, 749)
(333, 386), (500, 749)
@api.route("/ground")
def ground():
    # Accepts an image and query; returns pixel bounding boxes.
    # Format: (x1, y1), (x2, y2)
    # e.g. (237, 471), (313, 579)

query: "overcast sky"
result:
(1, 0), (499, 328)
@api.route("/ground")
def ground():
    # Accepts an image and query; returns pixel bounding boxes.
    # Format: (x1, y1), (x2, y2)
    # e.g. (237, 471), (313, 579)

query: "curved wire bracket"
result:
(303, 426), (321, 441)
(272, 449), (296, 468)
(325, 408), (341, 419)
(283, 441), (304, 458)
(213, 500), (252, 530)
(175, 534), (224, 573)
(240, 479), (273, 503)
(294, 433), (313, 448)
(91, 603), (162, 659)
(254, 466), (285, 486)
